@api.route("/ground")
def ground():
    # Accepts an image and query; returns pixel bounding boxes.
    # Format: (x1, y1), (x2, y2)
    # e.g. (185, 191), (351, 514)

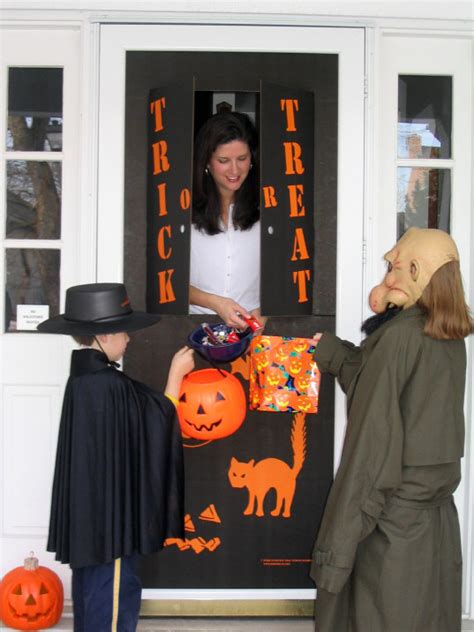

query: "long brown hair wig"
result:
(417, 260), (473, 340)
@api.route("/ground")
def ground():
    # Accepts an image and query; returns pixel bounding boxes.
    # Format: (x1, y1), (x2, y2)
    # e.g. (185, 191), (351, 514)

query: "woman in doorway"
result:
(190, 111), (264, 329)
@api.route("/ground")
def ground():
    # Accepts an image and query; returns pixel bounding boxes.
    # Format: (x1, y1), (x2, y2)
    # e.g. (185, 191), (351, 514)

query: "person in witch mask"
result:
(37, 283), (194, 632)
(310, 228), (473, 632)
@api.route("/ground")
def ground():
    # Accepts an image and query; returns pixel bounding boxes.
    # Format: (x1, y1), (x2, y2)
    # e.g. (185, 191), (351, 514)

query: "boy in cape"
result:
(38, 282), (194, 631)
(311, 228), (473, 631)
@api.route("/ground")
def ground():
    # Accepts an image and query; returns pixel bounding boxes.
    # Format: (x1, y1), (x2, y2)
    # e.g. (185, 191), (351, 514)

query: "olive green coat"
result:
(311, 306), (465, 632)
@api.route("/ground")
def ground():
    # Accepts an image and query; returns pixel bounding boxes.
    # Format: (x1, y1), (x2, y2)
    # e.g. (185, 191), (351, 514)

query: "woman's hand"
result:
(189, 285), (260, 330)
(250, 309), (267, 330)
(165, 346), (195, 400)
(213, 297), (251, 329)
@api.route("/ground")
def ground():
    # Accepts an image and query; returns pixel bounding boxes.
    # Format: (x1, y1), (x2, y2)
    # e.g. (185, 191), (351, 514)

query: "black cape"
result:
(47, 349), (184, 568)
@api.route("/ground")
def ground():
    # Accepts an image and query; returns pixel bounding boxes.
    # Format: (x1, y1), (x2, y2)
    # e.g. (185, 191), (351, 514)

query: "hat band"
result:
(63, 308), (134, 324)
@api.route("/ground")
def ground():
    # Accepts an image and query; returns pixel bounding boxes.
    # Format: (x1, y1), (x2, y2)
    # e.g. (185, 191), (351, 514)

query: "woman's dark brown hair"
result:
(417, 260), (473, 340)
(192, 111), (259, 235)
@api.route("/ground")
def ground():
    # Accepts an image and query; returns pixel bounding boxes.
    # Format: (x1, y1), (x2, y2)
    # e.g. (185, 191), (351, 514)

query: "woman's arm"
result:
(189, 285), (250, 329)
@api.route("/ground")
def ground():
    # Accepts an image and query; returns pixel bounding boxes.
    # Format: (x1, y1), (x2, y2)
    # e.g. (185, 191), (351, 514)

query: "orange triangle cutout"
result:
(199, 503), (222, 524)
(184, 514), (196, 532)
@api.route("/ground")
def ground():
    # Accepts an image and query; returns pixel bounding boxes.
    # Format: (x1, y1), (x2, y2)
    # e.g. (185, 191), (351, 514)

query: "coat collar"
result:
(363, 304), (423, 348)
(70, 348), (117, 377)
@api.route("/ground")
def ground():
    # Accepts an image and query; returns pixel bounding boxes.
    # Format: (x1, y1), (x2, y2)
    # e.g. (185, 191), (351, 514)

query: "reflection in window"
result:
(397, 168), (451, 238)
(5, 248), (60, 332)
(398, 75), (452, 159)
(7, 67), (63, 152)
(6, 160), (62, 239)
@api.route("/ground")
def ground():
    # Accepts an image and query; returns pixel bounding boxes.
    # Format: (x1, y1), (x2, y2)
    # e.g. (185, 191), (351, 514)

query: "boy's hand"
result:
(165, 347), (195, 401)
(169, 346), (195, 380)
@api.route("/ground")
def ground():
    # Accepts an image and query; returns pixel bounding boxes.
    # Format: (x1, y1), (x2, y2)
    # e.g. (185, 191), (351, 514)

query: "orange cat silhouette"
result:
(228, 412), (306, 518)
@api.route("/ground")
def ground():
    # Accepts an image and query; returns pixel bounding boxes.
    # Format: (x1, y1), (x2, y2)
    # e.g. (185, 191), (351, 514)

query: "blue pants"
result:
(72, 556), (141, 632)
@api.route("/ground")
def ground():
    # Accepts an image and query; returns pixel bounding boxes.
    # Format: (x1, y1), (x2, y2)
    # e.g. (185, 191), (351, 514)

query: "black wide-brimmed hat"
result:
(37, 283), (161, 335)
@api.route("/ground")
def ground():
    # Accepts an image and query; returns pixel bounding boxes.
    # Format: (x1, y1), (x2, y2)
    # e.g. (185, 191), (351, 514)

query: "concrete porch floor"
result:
(4, 616), (474, 631)
(2, 614), (314, 631)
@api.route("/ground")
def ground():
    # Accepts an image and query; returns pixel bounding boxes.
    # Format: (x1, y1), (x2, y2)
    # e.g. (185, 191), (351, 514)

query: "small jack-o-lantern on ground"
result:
(177, 368), (246, 441)
(0, 552), (63, 630)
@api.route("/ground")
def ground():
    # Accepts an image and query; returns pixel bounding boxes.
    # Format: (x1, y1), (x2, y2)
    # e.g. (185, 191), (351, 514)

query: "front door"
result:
(97, 22), (365, 613)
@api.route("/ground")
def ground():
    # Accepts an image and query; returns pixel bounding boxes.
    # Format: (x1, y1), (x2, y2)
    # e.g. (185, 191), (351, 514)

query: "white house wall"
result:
(1, 0), (473, 625)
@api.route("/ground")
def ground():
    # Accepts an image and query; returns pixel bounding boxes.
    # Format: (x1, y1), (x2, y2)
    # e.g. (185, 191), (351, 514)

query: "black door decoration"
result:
(260, 82), (314, 315)
(125, 49), (338, 598)
(146, 82), (194, 314)
(146, 80), (315, 316)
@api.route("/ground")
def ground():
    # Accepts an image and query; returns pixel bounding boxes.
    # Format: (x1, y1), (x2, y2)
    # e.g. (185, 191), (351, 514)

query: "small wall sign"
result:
(16, 305), (50, 331)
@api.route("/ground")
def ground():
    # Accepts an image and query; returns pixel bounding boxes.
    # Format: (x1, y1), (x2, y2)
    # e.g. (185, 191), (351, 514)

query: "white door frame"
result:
(373, 31), (473, 621)
(0, 25), (82, 594)
(97, 22), (366, 602)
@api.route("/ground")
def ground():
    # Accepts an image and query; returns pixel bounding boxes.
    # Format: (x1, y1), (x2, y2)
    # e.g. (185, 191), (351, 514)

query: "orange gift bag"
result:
(249, 335), (321, 413)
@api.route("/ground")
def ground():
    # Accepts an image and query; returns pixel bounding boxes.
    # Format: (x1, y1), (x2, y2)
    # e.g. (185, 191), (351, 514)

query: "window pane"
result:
(397, 167), (451, 237)
(398, 75), (452, 159)
(6, 160), (62, 239)
(5, 248), (60, 332)
(7, 67), (63, 152)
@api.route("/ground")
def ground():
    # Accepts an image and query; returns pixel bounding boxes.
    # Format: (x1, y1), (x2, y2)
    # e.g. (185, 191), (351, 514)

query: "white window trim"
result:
(371, 30), (473, 621)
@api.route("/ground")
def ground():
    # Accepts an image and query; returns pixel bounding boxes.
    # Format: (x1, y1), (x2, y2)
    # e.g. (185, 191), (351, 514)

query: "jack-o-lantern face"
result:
(255, 355), (269, 372)
(294, 373), (311, 392)
(272, 345), (289, 363)
(273, 389), (297, 410)
(265, 366), (286, 388)
(296, 395), (315, 413)
(287, 357), (304, 377)
(250, 389), (261, 407)
(0, 555), (64, 630)
(252, 336), (273, 352)
(291, 339), (310, 353)
(177, 369), (246, 441)
(261, 390), (274, 407)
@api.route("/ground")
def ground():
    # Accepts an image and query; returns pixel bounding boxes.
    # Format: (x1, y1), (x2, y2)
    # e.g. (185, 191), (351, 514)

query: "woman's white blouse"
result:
(189, 207), (260, 315)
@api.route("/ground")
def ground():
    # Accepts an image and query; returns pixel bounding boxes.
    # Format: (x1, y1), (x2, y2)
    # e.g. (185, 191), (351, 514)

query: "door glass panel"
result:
(7, 67), (63, 152)
(5, 248), (60, 332)
(6, 160), (62, 239)
(397, 167), (451, 236)
(398, 75), (452, 159)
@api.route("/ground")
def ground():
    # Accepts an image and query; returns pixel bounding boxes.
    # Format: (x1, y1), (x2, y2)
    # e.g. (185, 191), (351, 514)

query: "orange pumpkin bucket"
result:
(177, 368), (247, 441)
(249, 335), (321, 413)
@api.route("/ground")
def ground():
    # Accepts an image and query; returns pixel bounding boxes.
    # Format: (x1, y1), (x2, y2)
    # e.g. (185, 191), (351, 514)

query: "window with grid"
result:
(4, 68), (63, 332)
(396, 75), (452, 238)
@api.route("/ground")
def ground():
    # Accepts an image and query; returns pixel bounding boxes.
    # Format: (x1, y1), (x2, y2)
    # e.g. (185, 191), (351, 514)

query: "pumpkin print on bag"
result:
(0, 553), (63, 630)
(177, 368), (247, 441)
(249, 335), (321, 413)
